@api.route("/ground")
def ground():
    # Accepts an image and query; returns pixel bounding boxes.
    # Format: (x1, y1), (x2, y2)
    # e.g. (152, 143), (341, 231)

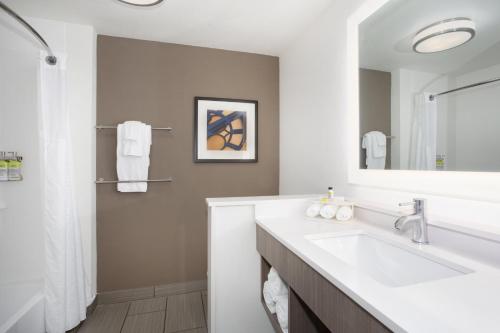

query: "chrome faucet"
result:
(394, 199), (429, 244)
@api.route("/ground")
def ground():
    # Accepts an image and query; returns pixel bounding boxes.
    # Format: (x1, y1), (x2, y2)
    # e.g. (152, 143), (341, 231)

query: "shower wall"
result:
(0, 14), (44, 289)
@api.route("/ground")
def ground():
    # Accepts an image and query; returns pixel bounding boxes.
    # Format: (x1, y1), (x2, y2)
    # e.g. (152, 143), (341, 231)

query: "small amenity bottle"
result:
(0, 152), (8, 181)
(7, 152), (22, 181)
(328, 186), (335, 199)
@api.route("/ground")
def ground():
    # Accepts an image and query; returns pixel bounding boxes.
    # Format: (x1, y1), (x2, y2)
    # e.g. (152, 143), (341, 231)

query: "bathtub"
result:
(0, 280), (45, 333)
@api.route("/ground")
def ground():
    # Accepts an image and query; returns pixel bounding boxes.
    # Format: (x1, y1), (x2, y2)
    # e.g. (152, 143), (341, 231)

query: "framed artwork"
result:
(194, 97), (258, 163)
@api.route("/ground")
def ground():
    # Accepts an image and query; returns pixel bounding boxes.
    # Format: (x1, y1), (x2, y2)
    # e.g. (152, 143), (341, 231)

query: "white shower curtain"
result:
(409, 92), (437, 170)
(39, 53), (90, 332)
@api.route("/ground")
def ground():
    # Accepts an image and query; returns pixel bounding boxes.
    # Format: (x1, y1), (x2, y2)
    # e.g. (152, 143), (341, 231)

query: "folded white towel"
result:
(121, 121), (149, 156)
(275, 294), (289, 330)
(263, 281), (276, 313)
(117, 121), (152, 192)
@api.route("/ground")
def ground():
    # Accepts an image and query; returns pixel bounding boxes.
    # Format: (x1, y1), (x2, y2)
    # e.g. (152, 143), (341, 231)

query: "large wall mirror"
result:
(358, 0), (500, 172)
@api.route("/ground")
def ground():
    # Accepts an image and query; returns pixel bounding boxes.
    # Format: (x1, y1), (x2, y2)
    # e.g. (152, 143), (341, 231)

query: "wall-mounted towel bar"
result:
(360, 135), (396, 139)
(95, 177), (173, 184)
(95, 125), (173, 131)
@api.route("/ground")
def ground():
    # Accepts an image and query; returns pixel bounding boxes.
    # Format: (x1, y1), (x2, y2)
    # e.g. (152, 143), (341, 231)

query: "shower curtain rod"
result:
(0, 1), (57, 65)
(429, 77), (500, 101)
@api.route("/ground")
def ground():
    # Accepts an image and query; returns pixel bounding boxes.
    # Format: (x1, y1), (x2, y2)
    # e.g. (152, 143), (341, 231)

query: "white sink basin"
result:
(307, 231), (473, 287)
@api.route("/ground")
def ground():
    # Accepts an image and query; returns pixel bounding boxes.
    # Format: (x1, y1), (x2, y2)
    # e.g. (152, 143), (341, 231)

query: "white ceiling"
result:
(3, 0), (334, 56)
(360, 0), (500, 74)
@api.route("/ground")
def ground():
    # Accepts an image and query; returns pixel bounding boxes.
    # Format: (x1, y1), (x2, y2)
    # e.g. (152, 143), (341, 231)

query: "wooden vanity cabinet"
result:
(257, 225), (391, 333)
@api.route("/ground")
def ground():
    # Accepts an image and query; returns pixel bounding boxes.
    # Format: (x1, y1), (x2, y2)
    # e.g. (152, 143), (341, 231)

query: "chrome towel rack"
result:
(360, 135), (396, 139)
(95, 125), (173, 131)
(95, 178), (173, 184)
(95, 123), (173, 185)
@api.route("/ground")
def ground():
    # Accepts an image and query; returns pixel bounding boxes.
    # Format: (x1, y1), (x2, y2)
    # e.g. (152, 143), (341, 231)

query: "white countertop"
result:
(256, 216), (500, 333)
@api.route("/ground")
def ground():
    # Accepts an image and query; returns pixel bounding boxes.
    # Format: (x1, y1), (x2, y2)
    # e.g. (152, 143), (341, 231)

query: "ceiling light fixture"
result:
(412, 18), (476, 54)
(117, 0), (163, 7)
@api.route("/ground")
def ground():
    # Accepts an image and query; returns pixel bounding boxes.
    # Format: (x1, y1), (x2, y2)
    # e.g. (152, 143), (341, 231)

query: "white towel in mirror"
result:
(362, 131), (386, 169)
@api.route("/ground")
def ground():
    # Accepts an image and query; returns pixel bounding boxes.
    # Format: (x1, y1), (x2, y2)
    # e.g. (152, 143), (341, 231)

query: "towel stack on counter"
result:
(306, 198), (354, 221)
(263, 267), (289, 333)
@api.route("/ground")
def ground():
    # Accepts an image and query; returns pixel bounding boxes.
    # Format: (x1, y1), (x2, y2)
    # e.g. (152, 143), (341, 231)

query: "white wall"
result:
(0, 17), (96, 302)
(0, 22), (44, 285)
(450, 64), (500, 171)
(279, 0), (360, 195)
(279, 0), (500, 233)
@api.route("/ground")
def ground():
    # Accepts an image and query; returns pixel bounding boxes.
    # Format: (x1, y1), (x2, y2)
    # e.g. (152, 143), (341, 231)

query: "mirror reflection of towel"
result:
(362, 131), (386, 169)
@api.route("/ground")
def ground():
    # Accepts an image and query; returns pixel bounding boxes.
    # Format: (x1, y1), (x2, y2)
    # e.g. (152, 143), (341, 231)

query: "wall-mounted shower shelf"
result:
(0, 177), (23, 182)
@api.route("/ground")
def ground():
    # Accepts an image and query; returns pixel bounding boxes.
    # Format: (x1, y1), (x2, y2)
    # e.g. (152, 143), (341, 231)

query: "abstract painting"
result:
(194, 97), (257, 162)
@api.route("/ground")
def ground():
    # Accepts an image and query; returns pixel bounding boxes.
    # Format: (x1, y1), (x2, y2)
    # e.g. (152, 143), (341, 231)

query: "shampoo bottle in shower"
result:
(0, 152), (8, 181)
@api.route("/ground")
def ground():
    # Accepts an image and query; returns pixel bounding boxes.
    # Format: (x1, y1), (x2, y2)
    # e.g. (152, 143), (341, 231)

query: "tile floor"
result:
(78, 290), (208, 333)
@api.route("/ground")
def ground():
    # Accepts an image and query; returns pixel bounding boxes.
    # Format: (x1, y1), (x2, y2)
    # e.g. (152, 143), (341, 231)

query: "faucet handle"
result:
(399, 199), (426, 215)
(398, 201), (416, 215)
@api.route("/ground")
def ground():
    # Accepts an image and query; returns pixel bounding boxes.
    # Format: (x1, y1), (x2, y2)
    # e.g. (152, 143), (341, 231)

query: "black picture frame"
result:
(194, 96), (258, 163)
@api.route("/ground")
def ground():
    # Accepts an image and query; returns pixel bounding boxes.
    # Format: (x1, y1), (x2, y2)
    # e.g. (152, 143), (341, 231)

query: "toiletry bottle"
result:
(7, 152), (22, 181)
(328, 186), (335, 199)
(0, 152), (8, 181)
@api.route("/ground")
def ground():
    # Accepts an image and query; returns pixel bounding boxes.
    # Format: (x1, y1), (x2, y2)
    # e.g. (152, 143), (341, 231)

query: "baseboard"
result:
(155, 279), (207, 297)
(98, 279), (207, 304)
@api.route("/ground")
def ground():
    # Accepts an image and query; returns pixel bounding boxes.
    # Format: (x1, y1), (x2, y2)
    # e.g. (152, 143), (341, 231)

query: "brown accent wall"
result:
(359, 68), (391, 169)
(96, 35), (279, 292)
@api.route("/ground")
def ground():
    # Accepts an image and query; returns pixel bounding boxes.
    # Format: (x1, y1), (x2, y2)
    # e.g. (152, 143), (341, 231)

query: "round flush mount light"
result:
(117, 0), (163, 6)
(412, 18), (476, 53)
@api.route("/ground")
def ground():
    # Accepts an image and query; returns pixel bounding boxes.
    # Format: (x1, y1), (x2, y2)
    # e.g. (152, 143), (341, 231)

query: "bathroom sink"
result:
(307, 231), (472, 287)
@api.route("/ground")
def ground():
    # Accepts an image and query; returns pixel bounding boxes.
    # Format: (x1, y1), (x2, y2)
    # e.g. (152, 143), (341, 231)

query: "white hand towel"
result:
(122, 121), (148, 156)
(117, 122), (152, 192)
(275, 294), (289, 330)
(362, 131), (386, 169)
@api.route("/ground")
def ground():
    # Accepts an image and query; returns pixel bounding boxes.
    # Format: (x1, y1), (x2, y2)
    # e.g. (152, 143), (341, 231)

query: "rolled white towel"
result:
(263, 281), (276, 313)
(268, 267), (279, 281)
(275, 294), (289, 330)
(306, 203), (321, 217)
(336, 206), (353, 221)
(267, 268), (288, 302)
(320, 204), (337, 219)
